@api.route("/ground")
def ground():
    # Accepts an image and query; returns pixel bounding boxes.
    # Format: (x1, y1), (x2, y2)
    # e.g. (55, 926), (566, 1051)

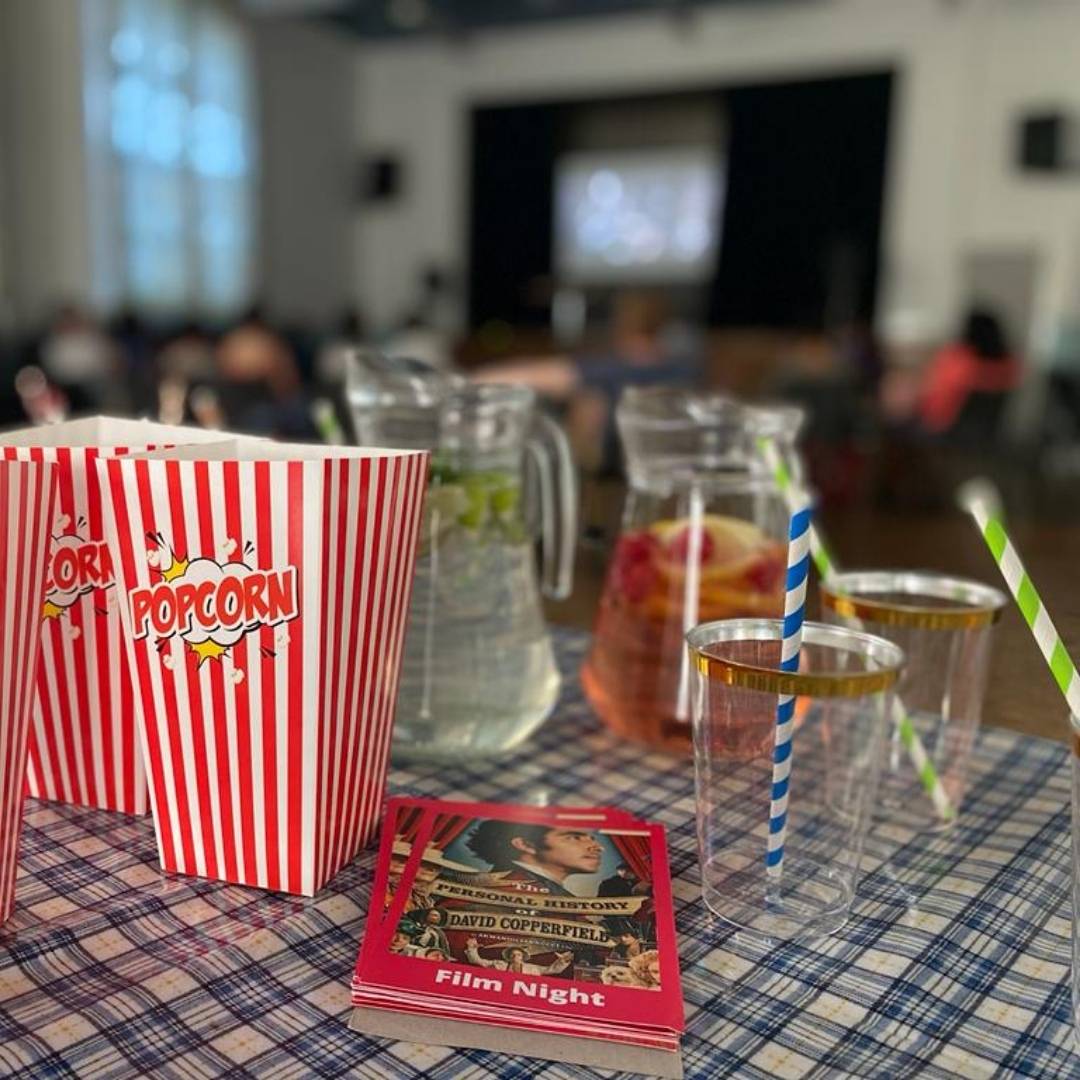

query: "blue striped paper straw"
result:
(766, 499), (812, 880)
(758, 433), (954, 822)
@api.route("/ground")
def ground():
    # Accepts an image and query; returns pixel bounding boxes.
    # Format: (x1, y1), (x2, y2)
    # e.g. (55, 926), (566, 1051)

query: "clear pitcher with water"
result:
(346, 353), (576, 762)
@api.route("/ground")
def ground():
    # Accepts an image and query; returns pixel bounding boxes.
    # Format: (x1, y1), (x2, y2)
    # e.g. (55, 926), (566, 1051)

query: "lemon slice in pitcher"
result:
(651, 515), (777, 584)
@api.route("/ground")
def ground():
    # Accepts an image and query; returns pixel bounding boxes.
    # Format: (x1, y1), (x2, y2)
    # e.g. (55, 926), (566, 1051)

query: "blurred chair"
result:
(1041, 319), (1080, 445)
(941, 389), (1009, 448)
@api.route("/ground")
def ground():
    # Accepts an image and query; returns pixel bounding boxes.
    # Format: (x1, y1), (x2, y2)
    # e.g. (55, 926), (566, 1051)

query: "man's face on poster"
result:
(514, 828), (602, 874)
(414, 863), (440, 889)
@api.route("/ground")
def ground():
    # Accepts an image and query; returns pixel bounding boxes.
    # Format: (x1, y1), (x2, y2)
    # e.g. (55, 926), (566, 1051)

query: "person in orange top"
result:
(918, 308), (1022, 435)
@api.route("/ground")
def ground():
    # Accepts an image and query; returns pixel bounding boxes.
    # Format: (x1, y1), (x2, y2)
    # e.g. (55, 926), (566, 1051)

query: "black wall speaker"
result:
(360, 155), (403, 202)
(1018, 112), (1071, 172)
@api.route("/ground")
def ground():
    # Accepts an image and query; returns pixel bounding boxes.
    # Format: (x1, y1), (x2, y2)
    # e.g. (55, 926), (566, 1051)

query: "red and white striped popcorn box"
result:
(0, 459), (57, 925)
(97, 442), (429, 896)
(0, 417), (266, 816)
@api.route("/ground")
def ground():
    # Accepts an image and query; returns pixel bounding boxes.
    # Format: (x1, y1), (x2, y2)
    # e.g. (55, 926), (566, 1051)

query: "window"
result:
(83, 0), (257, 317)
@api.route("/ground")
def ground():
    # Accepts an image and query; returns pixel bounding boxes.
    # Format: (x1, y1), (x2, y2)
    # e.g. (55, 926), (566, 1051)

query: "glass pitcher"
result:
(581, 388), (801, 755)
(345, 353), (577, 762)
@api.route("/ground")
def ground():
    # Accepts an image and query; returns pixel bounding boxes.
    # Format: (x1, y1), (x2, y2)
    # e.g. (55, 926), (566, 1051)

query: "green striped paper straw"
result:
(756, 436), (956, 822)
(960, 478), (1080, 719)
(755, 437), (835, 582)
(311, 398), (346, 446)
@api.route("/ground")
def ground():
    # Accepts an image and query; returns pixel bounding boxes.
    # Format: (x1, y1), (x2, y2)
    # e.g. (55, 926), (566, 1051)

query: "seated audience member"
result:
(109, 308), (156, 414)
(215, 306), (314, 438)
(156, 322), (218, 424)
(836, 319), (885, 398)
(1041, 317), (1080, 440)
(217, 306), (299, 397)
(316, 308), (366, 385)
(917, 307), (1021, 439)
(474, 290), (701, 473)
(382, 312), (451, 373)
(158, 322), (217, 384)
(40, 303), (123, 411)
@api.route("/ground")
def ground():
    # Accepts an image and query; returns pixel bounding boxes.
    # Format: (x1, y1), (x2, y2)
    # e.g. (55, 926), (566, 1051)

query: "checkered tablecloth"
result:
(1, 629), (1077, 1079)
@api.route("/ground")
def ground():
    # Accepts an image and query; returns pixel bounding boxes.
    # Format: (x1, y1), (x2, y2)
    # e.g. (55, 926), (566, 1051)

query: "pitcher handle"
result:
(526, 413), (578, 601)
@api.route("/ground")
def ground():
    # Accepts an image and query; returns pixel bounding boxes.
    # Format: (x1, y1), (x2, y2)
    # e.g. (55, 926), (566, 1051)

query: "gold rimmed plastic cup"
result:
(820, 571), (1007, 832)
(687, 618), (904, 943)
(821, 571), (1005, 631)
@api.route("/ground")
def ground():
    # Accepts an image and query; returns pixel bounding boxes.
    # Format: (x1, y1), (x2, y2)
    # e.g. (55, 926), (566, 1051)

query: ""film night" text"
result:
(434, 968), (606, 1007)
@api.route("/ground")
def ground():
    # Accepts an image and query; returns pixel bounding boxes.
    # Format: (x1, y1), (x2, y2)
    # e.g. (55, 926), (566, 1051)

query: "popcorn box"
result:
(0, 417), (265, 815)
(97, 443), (428, 895)
(0, 459), (56, 924)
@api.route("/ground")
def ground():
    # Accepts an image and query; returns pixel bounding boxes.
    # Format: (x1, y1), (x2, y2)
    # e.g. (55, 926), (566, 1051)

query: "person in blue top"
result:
(474, 290), (701, 474)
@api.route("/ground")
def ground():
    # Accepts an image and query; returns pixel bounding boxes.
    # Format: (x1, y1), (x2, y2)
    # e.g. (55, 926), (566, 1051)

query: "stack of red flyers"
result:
(350, 797), (685, 1078)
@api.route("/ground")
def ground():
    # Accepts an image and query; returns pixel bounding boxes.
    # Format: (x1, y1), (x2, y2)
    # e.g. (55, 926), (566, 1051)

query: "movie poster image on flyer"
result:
(385, 809), (663, 992)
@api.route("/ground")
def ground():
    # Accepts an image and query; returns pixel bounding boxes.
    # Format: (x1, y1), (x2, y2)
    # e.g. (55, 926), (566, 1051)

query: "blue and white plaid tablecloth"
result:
(1, 630), (1077, 1078)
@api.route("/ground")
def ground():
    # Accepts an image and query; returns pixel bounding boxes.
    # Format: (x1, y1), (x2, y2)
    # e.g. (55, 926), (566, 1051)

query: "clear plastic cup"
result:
(820, 571), (1006, 832)
(687, 618), (903, 943)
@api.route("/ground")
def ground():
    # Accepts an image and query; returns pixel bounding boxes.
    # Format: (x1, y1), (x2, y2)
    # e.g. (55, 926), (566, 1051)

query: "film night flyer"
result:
(351, 798), (684, 1077)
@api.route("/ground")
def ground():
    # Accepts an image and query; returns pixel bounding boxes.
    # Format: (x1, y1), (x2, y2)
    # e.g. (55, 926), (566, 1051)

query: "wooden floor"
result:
(545, 484), (1080, 744)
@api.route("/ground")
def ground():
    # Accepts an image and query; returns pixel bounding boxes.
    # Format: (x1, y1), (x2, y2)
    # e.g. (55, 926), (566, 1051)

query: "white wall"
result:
(956, 1), (1080, 351)
(0, 0), (92, 330)
(351, 0), (1080, 348)
(252, 17), (357, 327)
